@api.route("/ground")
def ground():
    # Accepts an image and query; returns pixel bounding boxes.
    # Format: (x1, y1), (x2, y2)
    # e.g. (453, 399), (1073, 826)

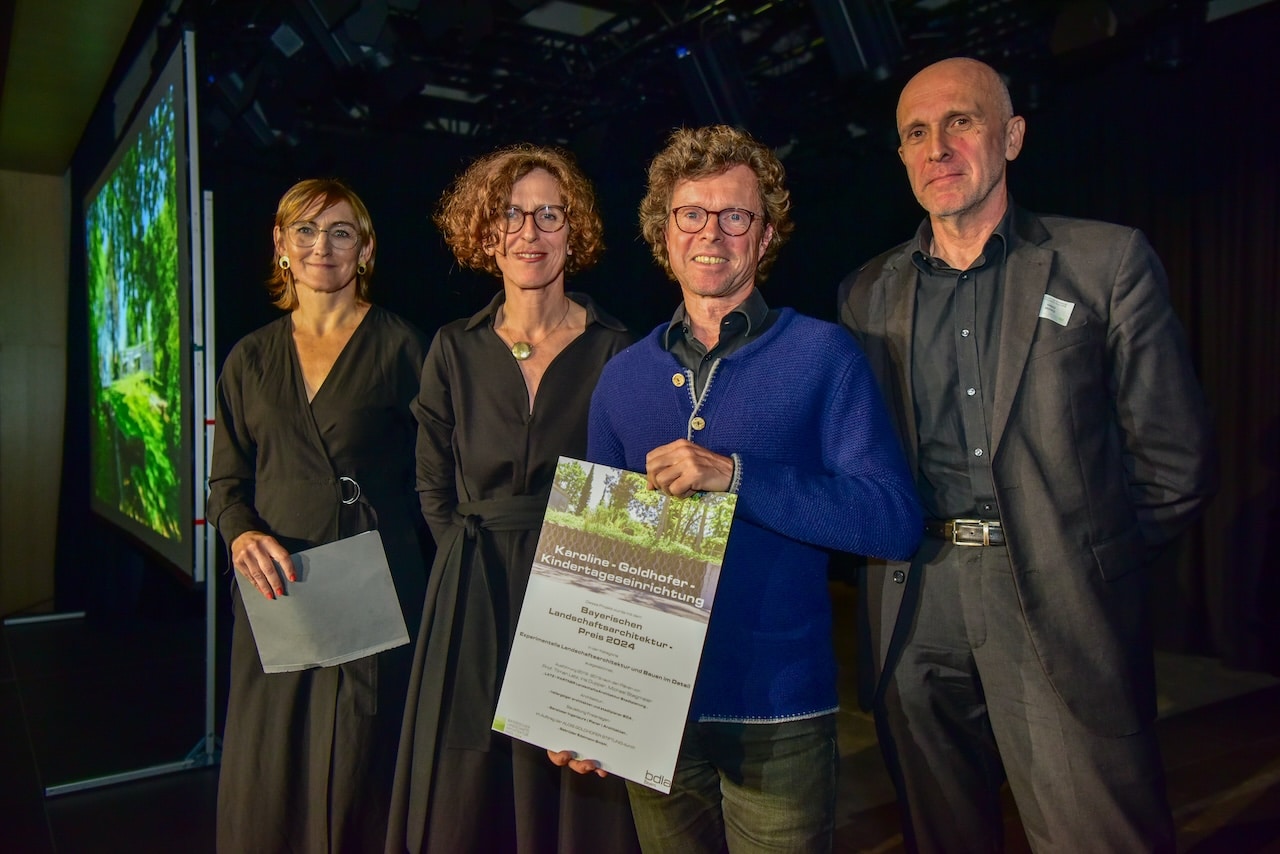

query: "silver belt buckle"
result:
(951, 518), (993, 547)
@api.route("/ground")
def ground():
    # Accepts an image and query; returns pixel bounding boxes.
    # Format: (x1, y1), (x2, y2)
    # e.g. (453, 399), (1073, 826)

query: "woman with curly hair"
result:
(385, 145), (639, 854)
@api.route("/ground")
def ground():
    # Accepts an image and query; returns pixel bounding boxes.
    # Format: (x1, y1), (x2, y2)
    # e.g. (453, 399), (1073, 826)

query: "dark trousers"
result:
(626, 716), (839, 854)
(874, 541), (1175, 853)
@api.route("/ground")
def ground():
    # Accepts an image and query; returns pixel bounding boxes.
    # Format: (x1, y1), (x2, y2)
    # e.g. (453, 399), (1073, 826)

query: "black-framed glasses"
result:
(288, 223), (359, 250)
(670, 206), (761, 237)
(502, 204), (568, 234)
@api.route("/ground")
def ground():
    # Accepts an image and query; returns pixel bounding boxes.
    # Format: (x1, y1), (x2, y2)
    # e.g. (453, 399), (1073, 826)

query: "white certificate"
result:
(235, 529), (409, 673)
(493, 457), (737, 792)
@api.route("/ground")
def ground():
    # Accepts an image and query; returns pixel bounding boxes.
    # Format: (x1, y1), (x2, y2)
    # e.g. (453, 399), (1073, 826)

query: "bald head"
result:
(898, 58), (1014, 130)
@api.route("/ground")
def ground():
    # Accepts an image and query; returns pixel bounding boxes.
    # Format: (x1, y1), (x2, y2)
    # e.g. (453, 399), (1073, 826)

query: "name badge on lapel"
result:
(1039, 293), (1075, 327)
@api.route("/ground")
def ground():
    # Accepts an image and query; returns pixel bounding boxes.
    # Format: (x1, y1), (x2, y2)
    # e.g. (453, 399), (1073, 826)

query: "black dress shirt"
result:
(909, 210), (1014, 521)
(663, 288), (778, 397)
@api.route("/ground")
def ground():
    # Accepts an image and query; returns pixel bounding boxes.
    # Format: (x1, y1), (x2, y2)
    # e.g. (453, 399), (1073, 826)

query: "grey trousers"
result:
(874, 540), (1175, 853)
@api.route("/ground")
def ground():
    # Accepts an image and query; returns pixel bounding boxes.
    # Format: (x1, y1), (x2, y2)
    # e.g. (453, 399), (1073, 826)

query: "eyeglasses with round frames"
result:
(288, 223), (359, 250)
(503, 204), (568, 234)
(670, 206), (761, 237)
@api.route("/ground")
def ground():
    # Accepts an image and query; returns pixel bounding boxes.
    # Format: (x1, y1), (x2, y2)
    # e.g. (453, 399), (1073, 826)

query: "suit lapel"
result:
(990, 215), (1053, 455)
(874, 250), (919, 674)
(882, 250), (921, 473)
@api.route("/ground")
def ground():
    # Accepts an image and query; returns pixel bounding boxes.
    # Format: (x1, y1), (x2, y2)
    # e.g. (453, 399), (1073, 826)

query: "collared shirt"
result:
(663, 288), (778, 396)
(909, 209), (1013, 521)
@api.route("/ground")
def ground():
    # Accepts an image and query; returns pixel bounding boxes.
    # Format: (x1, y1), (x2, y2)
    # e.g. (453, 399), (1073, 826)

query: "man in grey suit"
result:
(838, 57), (1215, 852)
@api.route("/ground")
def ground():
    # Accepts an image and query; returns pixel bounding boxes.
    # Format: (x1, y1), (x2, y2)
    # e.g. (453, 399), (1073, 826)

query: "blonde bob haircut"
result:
(268, 178), (376, 310)
(434, 144), (605, 278)
(639, 124), (794, 282)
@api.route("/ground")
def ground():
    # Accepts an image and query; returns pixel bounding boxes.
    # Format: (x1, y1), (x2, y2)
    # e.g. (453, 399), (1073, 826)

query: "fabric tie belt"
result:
(435, 495), (549, 748)
(397, 493), (549, 853)
(924, 518), (1005, 546)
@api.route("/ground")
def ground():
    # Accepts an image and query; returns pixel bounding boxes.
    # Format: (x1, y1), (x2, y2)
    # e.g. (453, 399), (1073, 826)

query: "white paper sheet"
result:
(235, 530), (409, 673)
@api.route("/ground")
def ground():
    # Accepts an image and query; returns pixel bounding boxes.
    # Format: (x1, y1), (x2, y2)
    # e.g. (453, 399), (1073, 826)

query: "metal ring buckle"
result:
(339, 476), (361, 505)
(951, 518), (992, 547)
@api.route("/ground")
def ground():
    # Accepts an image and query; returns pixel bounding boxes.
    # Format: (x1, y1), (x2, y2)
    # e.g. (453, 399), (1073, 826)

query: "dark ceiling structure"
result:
(183, 0), (1216, 162)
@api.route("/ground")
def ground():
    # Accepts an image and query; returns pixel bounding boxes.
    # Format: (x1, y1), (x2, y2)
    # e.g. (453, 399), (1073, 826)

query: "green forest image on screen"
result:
(86, 85), (184, 541)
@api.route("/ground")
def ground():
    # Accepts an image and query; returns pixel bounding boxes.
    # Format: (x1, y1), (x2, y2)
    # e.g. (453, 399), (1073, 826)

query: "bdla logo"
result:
(644, 769), (672, 788)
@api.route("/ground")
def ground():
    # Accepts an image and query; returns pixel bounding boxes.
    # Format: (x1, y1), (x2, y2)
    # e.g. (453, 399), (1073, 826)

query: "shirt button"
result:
(690, 417), (706, 431)
(967, 387), (976, 396)
(892, 570), (906, 584)
(672, 373), (686, 388)
(974, 448), (984, 457)
(961, 329), (971, 338)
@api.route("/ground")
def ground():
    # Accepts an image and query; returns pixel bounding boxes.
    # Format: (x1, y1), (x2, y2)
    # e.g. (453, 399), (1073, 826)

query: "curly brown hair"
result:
(268, 178), (376, 311)
(434, 144), (605, 279)
(639, 125), (794, 283)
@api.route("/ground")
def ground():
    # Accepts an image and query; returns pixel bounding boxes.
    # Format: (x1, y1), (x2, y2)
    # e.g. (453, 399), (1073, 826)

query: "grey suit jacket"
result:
(838, 206), (1216, 737)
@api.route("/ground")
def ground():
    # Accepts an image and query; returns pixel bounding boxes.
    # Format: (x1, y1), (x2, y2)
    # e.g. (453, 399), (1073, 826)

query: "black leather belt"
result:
(924, 518), (1005, 547)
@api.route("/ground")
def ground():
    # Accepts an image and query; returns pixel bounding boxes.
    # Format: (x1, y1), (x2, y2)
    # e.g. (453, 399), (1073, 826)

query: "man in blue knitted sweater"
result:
(571, 125), (923, 853)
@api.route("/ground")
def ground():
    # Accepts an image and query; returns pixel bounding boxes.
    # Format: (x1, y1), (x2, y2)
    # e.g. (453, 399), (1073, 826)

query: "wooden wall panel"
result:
(0, 169), (69, 615)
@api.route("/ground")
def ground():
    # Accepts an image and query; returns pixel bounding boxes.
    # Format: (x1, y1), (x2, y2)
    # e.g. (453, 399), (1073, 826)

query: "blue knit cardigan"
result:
(588, 307), (922, 722)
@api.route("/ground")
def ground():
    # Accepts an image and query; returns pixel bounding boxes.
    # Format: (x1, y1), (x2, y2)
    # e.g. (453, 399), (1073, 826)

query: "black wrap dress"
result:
(386, 292), (641, 854)
(208, 305), (430, 853)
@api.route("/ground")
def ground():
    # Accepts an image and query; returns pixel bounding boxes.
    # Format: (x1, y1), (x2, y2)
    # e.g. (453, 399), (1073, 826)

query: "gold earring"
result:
(279, 256), (290, 270)
(357, 262), (367, 275)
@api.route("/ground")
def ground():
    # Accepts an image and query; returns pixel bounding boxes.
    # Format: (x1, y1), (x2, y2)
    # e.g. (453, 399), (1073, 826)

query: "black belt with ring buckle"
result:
(339, 476), (361, 505)
(924, 518), (1005, 547)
